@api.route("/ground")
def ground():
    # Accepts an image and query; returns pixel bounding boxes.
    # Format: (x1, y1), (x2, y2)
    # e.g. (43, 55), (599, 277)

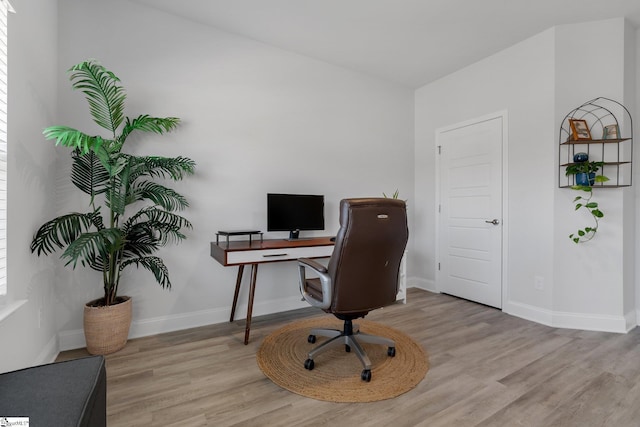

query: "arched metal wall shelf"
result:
(559, 97), (633, 188)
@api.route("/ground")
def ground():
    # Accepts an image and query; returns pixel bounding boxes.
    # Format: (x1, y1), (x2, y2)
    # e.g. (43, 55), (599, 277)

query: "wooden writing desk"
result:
(210, 236), (334, 344)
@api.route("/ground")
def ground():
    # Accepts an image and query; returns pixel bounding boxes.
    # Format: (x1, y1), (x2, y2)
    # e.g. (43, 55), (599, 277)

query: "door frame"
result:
(434, 110), (510, 309)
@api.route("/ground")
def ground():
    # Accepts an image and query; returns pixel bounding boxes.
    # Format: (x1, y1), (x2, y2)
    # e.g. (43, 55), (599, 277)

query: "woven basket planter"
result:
(83, 296), (132, 355)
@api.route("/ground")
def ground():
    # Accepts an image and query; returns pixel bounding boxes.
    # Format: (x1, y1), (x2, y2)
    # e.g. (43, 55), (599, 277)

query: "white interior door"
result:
(436, 114), (504, 308)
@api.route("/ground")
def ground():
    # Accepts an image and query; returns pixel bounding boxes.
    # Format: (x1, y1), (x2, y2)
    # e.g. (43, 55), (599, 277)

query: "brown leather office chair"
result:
(297, 198), (408, 382)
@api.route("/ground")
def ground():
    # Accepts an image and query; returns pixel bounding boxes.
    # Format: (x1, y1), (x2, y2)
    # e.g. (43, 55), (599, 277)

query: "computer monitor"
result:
(267, 193), (325, 239)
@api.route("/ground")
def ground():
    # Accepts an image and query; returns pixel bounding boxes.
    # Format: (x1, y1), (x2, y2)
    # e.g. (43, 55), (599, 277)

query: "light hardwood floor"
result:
(57, 288), (640, 426)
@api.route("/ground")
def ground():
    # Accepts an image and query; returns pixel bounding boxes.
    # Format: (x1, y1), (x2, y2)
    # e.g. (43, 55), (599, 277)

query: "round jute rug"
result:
(256, 316), (429, 402)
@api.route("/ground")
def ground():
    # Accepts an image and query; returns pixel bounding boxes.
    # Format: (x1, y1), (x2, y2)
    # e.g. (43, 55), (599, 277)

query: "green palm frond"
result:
(69, 60), (126, 134)
(87, 209), (106, 231)
(43, 126), (106, 155)
(121, 229), (160, 259)
(123, 206), (192, 245)
(71, 150), (110, 200)
(131, 181), (189, 211)
(120, 256), (171, 289)
(130, 156), (196, 181)
(61, 228), (122, 269)
(105, 156), (132, 216)
(124, 206), (192, 230)
(106, 153), (131, 177)
(30, 213), (96, 256)
(118, 115), (180, 148)
(128, 221), (185, 247)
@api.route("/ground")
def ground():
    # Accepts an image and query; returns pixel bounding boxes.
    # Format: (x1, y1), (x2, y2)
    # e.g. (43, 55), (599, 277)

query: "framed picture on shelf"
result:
(569, 119), (592, 140)
(602, 124), (619, 139)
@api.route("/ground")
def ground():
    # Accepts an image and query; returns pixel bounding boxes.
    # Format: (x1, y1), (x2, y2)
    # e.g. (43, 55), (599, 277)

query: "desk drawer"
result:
(226, 245), (334, 265)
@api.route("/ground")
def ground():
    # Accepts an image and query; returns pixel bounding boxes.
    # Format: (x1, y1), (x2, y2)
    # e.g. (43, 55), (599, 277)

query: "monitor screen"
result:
(267, 193), (325, 239)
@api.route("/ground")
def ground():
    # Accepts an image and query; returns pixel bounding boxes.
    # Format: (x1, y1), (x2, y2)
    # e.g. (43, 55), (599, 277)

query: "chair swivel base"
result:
(302, 319), (395, 382)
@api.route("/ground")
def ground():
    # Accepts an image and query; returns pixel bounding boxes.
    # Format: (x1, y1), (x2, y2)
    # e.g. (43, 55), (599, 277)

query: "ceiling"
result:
(135, 0), (640, 88)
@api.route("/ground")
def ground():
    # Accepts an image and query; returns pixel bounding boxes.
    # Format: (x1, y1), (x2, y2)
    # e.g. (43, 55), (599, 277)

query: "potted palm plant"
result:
(30, 60), (195, 354)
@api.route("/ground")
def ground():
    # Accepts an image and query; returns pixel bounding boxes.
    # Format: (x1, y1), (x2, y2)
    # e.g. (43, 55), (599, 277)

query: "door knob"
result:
(485, 219), (500, 225)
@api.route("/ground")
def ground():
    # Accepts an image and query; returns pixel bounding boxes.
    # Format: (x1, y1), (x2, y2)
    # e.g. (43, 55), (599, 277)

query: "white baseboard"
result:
(408, 277), (436, 293)
(36, 334), (59, 365)
(503, 300), (554, 327)
(504, 300), (633, 333)
(58, 329), (85, 353)
(58, 295), (309, 352)
(58, 284), (639, 352)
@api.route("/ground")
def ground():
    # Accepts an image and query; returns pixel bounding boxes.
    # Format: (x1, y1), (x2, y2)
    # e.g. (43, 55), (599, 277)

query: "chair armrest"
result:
(297, 258), (332, 309)
(298, 258), (328, 274)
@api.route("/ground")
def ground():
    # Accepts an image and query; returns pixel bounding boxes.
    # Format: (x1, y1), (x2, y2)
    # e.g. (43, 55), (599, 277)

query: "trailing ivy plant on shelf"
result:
(30, 60), (196, 354)
(565, 161), (609, 243)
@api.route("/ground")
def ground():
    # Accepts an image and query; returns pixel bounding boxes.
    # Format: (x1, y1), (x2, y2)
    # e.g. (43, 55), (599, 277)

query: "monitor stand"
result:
(287, 230), (315, 241)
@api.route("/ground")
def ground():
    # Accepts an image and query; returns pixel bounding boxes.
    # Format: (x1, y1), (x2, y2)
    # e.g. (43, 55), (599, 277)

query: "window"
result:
(0, 0), (12, 297)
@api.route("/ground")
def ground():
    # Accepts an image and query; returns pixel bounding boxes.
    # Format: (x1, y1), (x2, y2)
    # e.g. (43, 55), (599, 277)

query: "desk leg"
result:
(244, 263), (259, 345)
(230, 265), (245, 322)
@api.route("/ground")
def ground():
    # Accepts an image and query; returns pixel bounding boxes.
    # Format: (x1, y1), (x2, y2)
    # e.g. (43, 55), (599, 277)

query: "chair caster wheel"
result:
(361, 369), (372, 382)
(304, 359), (315, 370)
(387, 347), (396, 357)
(307, 335), (316, 344)
(345, 344), (351, 353)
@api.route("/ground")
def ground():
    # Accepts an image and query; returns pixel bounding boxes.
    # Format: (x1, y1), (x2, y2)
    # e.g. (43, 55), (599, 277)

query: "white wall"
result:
(637, 26), (640, 320)
(0, 0), (60, 373)
(415, 29), (556, 309)
(416, 18), (638, 332)
(620, 20), (636, 323)
(53, 0), (414, 349)
(622, 19), (636, 322)
(552, 19), (634, 330)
